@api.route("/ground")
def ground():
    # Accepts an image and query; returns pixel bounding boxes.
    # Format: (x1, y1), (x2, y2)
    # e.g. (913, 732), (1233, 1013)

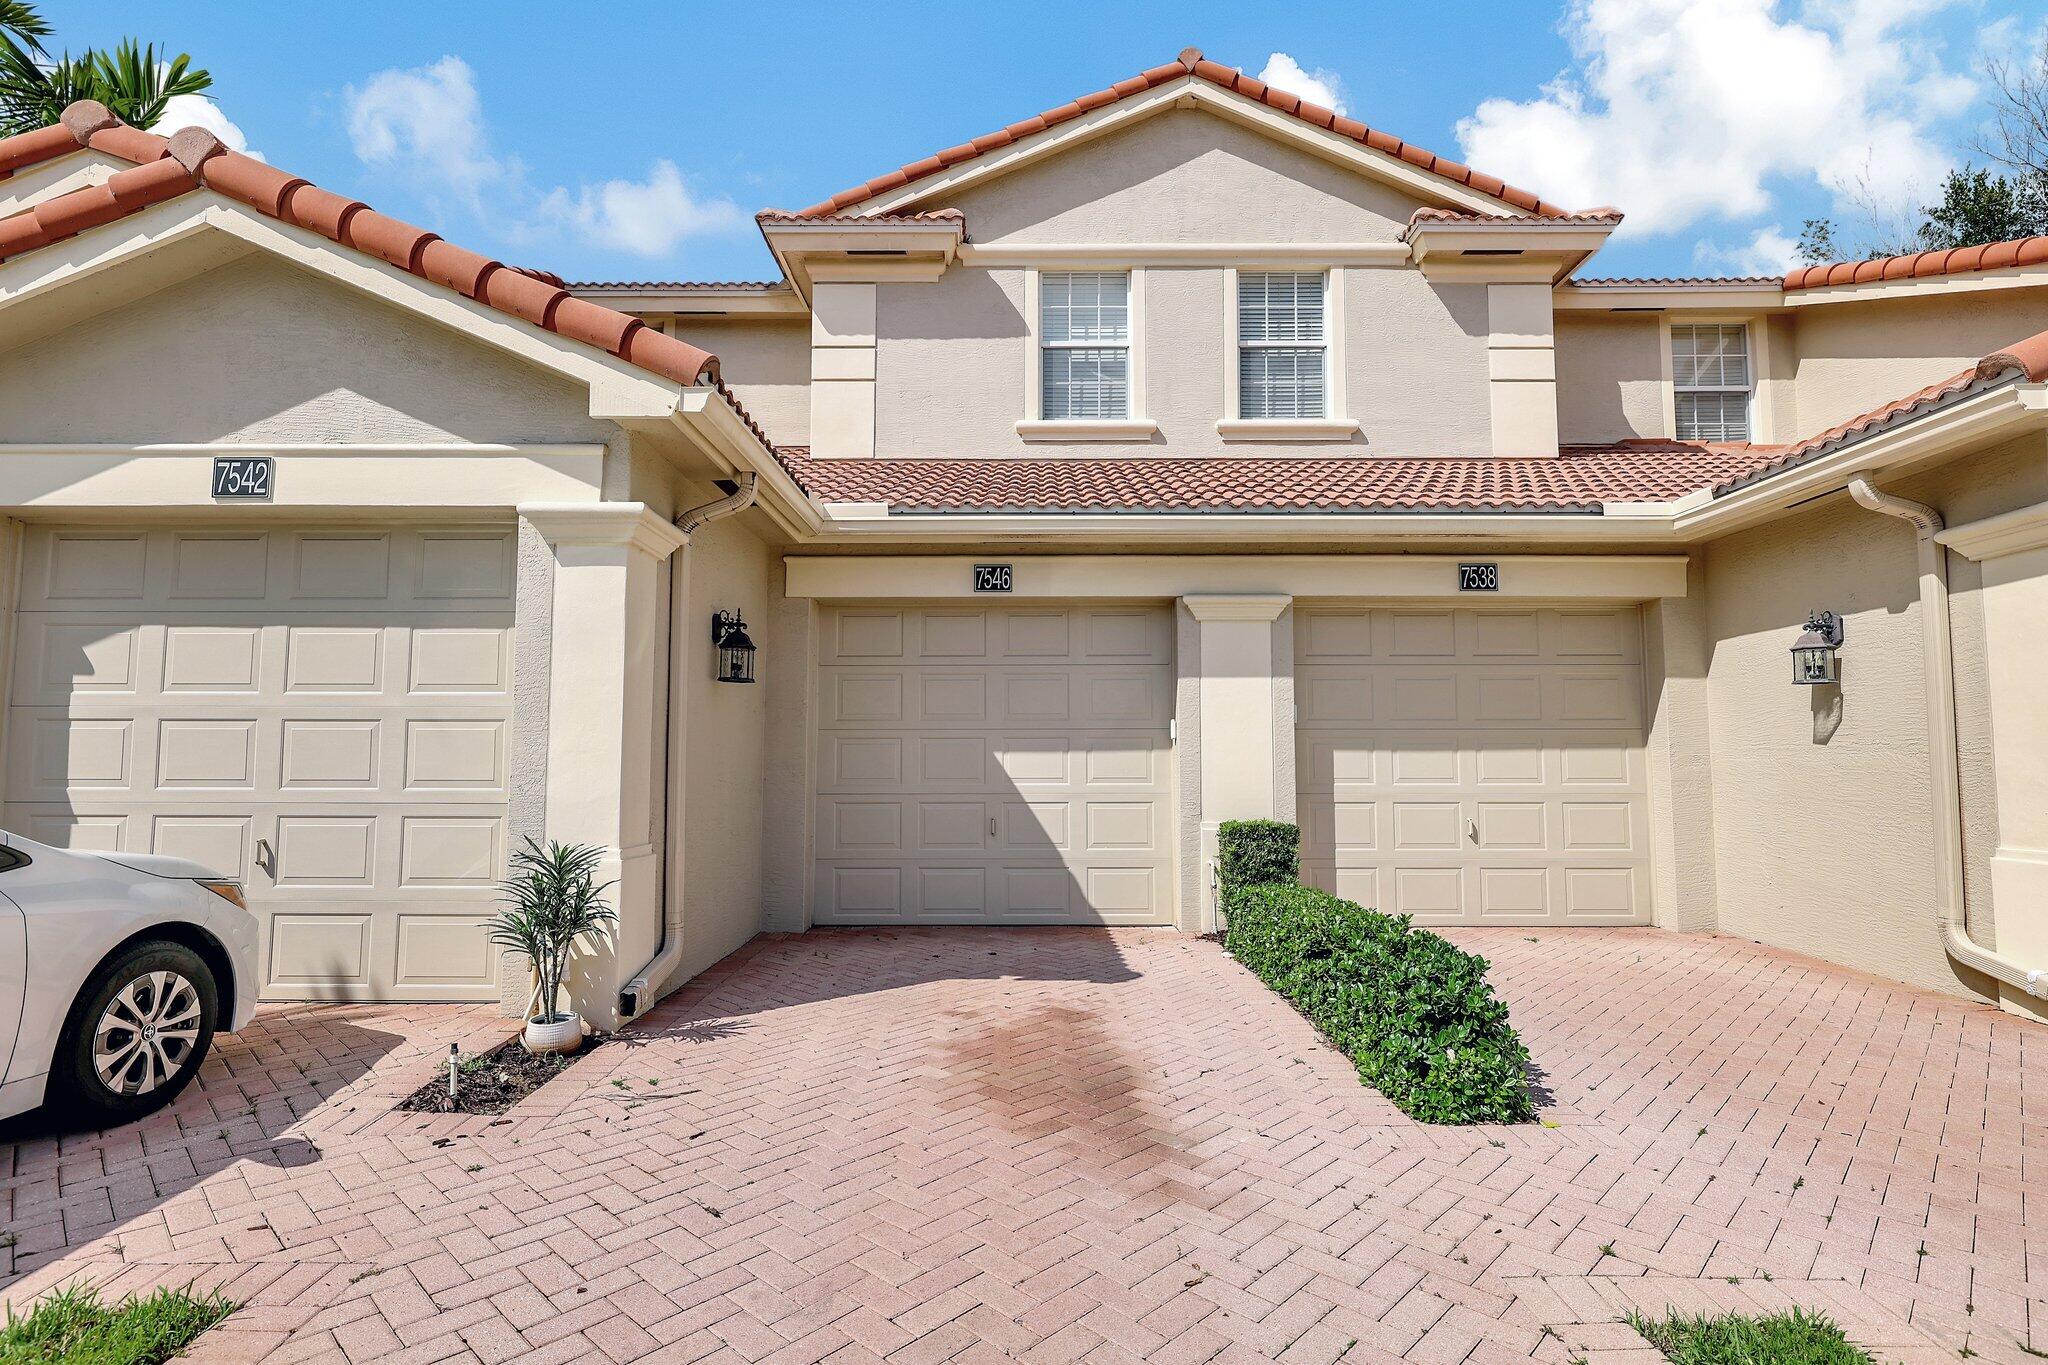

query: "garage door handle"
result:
(255, 838), (275, 877)
(1465, 818), (1478, 842)
(988, 817), (998, 839)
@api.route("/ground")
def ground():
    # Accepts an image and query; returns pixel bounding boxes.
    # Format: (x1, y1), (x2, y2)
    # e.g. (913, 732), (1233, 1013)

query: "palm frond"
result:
(0, 0), (48, 55)
(87, 39), (209, 129)
(489, 839), (617, 1022)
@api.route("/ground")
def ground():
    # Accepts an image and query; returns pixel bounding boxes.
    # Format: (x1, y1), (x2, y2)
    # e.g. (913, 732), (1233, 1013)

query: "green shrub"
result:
(1217, 819), (1299, 894)
(1216, 821), (1533, 1125)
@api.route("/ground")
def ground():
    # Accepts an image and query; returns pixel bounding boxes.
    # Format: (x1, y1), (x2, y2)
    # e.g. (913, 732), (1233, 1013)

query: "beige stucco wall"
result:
(874, 265), (1490, 458)
(1789, 291), (2048, 435)
(664, 487), (773, 991)
(669, 317), (811, 449)
(759, 557), (815, 933)
(865, 107), (1492, 459)
(1556, 314), (1665, 444)
(1694, 433), (2048, 998)
(946, 109), (1419, 244)
(0, 254), (612, 445)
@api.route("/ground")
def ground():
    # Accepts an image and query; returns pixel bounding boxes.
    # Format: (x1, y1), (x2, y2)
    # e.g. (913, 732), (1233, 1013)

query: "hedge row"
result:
(1218, 819), (1534, 1124)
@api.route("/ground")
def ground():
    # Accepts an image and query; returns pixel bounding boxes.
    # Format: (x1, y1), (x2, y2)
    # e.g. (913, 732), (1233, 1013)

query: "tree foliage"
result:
(0, 0), (210, 136)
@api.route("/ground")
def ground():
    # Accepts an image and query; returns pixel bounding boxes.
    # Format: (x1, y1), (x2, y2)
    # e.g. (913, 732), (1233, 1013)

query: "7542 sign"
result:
(211, 455), (274, 500)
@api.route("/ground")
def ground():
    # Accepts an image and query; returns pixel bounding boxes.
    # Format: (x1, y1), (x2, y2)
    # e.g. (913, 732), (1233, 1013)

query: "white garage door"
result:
(1295, 607), (1649, 925)
(814, 604), (1174, 924)
(4, 525), (518, 1000)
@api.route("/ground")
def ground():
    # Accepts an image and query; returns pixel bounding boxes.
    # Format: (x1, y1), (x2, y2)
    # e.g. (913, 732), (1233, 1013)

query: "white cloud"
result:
(1257, 52), (1347, 115)
(1696, 224), (1802, 275)
(147, 95), (263, 162)
(1455, 0), (1967, 236)
(344, 56), (502, 206)
(341, 55), (738, 260)
(537, 161), (741, 257)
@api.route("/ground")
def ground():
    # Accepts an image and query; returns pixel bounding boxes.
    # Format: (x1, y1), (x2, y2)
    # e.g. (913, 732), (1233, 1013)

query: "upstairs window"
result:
(1238, 272), (1328, 419)
(1040, 272), (1130, 420)
(1672, 323), (1751, 441)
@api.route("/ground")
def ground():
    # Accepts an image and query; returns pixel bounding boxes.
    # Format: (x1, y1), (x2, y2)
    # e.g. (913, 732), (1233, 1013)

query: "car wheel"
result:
(50, 941), (218, 1126)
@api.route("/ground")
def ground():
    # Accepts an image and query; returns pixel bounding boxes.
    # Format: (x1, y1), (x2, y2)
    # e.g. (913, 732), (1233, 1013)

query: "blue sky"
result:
(41, 0), (2047, 283)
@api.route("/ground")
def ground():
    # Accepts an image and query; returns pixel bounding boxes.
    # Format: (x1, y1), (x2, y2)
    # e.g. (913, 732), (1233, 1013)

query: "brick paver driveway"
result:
(0, 927), (2041, 1363)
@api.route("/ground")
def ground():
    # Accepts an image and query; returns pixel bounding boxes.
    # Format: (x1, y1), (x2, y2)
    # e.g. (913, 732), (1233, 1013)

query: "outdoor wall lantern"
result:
(711, 610), (757, 684)
(1791, 610), (1844, 685)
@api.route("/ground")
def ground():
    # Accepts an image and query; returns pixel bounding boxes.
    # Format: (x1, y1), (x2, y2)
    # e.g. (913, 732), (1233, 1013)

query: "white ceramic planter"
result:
(522, 1013), (583, 1055)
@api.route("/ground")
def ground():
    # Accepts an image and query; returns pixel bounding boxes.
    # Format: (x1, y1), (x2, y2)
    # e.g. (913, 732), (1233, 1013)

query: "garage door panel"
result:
(150, 815), (254, 880)
(6, 525), (515, 1001)
(1295, 607), (1648, 927)
(822, 606), (1172, 666)
(815, 605), (1173, 926)
(823, 666), (1169, 730)
(291, 533), (392, 600)
(265, 910), (373, 992)
(12, 619), (141, 703)
(15, 528), (515, 614)
(392, 912), (499, 991)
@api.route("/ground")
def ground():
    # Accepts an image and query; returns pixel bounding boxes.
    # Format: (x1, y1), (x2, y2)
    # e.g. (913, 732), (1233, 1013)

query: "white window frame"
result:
(1664, 318), (1759, 443)
(1018, 268), (1157, 441)
(1219, 266), (1360, 441)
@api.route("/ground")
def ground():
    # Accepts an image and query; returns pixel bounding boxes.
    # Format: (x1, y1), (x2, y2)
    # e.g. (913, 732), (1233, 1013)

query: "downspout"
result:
(619, 472), (759, 1020)
(1847, 476), (2048, 998)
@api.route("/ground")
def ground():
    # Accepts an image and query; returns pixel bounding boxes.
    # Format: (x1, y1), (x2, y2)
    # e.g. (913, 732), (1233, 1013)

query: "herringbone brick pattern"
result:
(0, 927), (2040, 1362)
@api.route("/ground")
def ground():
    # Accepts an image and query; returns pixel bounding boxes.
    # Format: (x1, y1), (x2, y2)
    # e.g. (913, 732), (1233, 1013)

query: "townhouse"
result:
(1, 49), (2044, 1028)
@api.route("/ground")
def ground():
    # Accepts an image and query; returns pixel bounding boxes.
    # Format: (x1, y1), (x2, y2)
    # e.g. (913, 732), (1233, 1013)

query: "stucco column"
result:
(517, 502), (686, 1030)
(1486, 282), (1559, 457)
(1643, 558), (1718, 933)
(1941, 498), (2048, 1021)
(1182, 594), (1291, 931)
(1961, 541), (2048, 1020)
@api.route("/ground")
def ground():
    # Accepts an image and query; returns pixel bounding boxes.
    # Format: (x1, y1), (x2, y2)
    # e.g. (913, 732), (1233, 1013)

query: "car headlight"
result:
(197, 880), (248, 910)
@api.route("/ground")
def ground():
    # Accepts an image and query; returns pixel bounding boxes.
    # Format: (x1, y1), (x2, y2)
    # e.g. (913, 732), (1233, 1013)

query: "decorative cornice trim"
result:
(1181, 594), (1292, 621)
(518, 501), (687, 558)
(1938, 497), (2048, 560)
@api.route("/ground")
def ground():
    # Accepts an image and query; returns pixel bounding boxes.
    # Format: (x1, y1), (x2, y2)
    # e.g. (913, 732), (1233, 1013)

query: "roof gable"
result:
(0, 250), (606, 445)
(793, 49), (1576, 224)
(936, 107), (1427, 245)
(0, 100), (722, 394)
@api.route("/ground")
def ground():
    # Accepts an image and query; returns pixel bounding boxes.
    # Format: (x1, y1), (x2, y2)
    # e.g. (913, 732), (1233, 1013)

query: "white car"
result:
(0, 830), (258, 1126)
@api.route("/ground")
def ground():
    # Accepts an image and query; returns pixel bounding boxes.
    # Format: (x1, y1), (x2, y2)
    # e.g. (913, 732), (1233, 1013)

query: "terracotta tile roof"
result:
(777, 329), (2048, 515)
(1407, 206), (1623, 231)
(1714, 338), (2048, 493)
(1568, 275), (1779, 288)
(756, 208), (964, 225)
(568, 279), (786, 290)
(1783, 234), (2048, 291)
(0, 102), (721, 388)
(777, 443), (1783, 514)
(792, 48), (1574, 221)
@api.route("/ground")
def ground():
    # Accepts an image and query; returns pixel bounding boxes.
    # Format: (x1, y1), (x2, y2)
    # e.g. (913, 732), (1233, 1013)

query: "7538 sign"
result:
(1457, 562), (1500, 592)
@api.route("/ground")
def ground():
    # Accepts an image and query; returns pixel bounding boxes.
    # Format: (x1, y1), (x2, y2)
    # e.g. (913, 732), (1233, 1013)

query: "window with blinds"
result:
(1239, 271), (1327, 419)
(1672, 323), (1752, 441)
(1040, 272), (1130, 420)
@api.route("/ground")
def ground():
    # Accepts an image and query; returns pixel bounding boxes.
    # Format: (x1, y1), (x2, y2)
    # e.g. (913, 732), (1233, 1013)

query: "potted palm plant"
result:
(487, 838), (617, 1054)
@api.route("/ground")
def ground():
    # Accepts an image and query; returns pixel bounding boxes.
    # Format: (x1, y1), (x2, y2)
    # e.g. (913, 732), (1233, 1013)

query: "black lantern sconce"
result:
(1791, 610), (1843, 685)
(711, 610), (756, 684)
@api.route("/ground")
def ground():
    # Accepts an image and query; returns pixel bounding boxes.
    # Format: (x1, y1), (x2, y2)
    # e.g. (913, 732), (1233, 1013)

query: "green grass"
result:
(1626, 1307), (1873, 1364)
(0, 1283), (235, 1364)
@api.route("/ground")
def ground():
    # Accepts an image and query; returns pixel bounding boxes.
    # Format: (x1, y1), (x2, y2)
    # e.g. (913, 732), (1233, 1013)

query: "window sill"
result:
(1016, 419), (1160, 442)
(1216, 418), (1361, 442)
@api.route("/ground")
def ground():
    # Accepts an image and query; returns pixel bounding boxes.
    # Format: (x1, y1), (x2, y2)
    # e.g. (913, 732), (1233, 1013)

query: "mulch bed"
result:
(395, 1034), (607, 1116)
